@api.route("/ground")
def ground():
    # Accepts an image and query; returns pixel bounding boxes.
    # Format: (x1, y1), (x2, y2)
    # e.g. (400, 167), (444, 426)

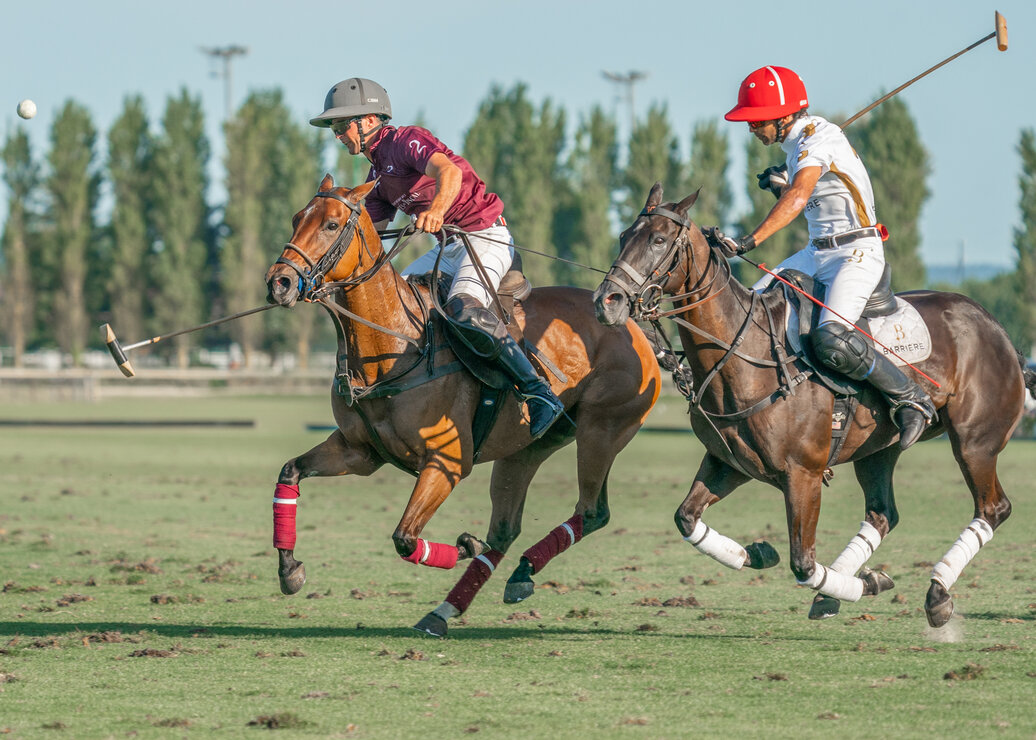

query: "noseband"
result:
(606, 206), (726, 320)
(275, 191), (365, 300)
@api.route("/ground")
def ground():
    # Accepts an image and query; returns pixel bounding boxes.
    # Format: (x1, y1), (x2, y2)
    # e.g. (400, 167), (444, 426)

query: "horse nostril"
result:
(275, 275), (293, 293)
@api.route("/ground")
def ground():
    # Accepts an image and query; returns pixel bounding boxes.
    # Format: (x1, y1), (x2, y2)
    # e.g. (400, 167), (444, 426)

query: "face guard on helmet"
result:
(724, 66), (808, 123)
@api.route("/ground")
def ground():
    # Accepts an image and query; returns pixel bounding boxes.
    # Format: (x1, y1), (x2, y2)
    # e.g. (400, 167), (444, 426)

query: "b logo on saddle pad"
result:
(787, 298), (932, 367)
(865, 301), (932, 366)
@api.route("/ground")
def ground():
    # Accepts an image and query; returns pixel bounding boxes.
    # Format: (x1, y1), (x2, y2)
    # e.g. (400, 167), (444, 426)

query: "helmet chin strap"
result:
(358, 118), (386, 153)
(775, 115), (792, 143)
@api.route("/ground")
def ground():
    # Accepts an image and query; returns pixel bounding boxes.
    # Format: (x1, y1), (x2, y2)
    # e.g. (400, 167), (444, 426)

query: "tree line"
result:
(2, 83), (1034, 368)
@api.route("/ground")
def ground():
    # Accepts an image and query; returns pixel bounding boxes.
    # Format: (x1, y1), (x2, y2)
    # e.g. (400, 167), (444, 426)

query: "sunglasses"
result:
(331, 118), (359, 136)
(748, 120), (773, 130)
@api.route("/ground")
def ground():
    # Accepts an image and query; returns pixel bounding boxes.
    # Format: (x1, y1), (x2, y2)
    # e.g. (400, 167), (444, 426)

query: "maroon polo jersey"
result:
(362, 125), (504, 234)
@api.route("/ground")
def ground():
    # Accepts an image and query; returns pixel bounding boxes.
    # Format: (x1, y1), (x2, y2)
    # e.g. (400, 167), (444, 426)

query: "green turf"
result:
(0, 393), (1032, 738)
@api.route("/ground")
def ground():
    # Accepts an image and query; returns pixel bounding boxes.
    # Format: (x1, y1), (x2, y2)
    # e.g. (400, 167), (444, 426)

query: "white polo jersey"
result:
(781, 115), (876, 240)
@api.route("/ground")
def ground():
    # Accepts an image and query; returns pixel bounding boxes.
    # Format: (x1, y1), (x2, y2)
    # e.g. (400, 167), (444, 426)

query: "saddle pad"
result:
(787, 297), (933, 368)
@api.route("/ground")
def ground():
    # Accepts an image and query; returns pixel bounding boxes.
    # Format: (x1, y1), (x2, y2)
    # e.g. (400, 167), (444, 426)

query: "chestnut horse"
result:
(594, 183), (1035, 627)
(265, 175), (660, 637)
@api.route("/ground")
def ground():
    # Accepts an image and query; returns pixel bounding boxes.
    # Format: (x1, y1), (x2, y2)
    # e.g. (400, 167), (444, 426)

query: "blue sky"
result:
(2, 0), (1032, 271)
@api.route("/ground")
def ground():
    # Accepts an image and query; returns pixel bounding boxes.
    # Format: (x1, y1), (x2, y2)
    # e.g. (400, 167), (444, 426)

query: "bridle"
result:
(275, 190), (367, 301)
(605, 205), (730, 321)
(273, 188), (424, 348)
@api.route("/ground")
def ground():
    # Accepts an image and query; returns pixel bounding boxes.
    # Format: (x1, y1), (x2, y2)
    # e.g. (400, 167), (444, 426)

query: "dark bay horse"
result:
(264, 175), (660, 637)
(593, 183), (1035, 627)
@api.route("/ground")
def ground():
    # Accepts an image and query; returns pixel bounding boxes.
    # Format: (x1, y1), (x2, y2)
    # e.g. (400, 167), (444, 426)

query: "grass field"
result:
(0, 392), (1033, 738)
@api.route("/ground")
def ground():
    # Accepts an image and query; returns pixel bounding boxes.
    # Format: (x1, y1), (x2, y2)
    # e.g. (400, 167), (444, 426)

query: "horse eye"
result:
(327, 221), (340, 231)
(653, 235), (667, 246)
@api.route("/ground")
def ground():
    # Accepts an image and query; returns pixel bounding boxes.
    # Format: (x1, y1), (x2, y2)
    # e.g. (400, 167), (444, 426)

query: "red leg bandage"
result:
(272, 483), (300, 550)
(402, 539), (459, 569)
(445, 549), (505, 614)
(522, 514), (584, 574)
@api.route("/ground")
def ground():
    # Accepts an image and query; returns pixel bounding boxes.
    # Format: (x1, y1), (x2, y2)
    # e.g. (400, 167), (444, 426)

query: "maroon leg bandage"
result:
(401, 539), (460, 569)
(522, 514), (584, 574)
(445, 549), (505, 614)
(273, 483), (300, 549)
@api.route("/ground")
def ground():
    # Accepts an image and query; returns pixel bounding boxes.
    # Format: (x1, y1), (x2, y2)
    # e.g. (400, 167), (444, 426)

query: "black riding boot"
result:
(812, 321), (935, 450)
(445, 296), (565, 440)
(863, 353), (936, 449)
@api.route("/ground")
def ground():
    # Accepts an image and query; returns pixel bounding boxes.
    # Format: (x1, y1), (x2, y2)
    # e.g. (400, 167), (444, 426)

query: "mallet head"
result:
(995, 11), (1008, 51)
(101, 323), (136, 378)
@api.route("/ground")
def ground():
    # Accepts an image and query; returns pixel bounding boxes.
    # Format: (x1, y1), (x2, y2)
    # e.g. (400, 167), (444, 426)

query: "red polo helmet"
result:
(725, 66), (808, 122)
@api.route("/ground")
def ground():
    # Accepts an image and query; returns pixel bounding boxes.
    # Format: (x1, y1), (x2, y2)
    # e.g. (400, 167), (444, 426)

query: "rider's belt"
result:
(811, 226), (882, 250)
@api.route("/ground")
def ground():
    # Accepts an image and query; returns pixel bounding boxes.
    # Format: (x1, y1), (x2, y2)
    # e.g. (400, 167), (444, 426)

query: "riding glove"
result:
(704, 227), (756, 259)
(757, 164), (789, 198)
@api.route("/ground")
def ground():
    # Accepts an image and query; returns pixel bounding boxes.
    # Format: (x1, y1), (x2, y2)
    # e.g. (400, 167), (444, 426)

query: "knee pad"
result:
(811, 322), (874, 380)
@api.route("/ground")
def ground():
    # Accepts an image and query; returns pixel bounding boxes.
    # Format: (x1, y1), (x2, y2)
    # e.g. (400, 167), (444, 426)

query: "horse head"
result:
(593, 182), (710, 326)
(266, 174), (380, 307)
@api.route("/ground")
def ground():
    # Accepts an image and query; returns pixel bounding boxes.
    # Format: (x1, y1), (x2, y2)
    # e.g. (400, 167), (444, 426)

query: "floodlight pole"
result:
(200, 45), (249, 118)
(602, 70), (648, 138)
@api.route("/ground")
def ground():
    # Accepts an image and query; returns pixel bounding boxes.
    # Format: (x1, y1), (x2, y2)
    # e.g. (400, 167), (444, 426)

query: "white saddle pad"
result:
(787, 297), (933, 368)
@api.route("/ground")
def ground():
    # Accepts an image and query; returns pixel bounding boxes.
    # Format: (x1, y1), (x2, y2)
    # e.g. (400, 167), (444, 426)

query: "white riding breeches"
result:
(751, 236), (885, 327)
(400, 224), (515, 307)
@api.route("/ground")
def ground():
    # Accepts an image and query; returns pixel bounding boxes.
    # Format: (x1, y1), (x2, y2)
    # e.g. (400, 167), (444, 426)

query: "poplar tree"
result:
(1, 129), (39, 366)
(223, 91), (278, 367)
(849, 98), (929, 290)
(1013, 128), (1036, 355)
(464, 83), (566, 287)
(685, 119), (732, 231)
(150, 89), (212, 369)
(553, 106), (618, 288)
(106, 95), (153, 350)
(620, 103), (683, 225)
(45, 101), (100, 365)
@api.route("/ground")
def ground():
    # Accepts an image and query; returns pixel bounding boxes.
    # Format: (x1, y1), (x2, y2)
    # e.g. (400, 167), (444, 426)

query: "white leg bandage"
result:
(829, 521), (883, 575)
(684, 520), (747, 570)
(931, 518), (994, 590)
(432, 601), (461, 621)
(798, 564), (864, 602)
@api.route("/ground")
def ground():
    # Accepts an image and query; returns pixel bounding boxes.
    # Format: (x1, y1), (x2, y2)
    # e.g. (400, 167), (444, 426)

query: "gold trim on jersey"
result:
(828, 163), (872, 227)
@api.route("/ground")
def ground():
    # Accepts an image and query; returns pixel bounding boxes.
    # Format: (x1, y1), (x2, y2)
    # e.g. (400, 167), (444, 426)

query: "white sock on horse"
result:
(684, 520), (748, 570)
(829, 521), (882, 575)
(931, 518), (994, 590)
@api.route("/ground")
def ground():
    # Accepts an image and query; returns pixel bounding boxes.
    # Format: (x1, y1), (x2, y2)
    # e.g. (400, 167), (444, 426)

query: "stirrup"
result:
(524, 392), (565, 439)
(891, 399), (935, 449)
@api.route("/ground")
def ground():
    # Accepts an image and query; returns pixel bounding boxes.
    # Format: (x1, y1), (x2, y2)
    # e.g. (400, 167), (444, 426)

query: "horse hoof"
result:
(456, 532), (490, 560)
(278, 562), (306, 595)
(860, 567), (895, 596)
(745, 541), (780, 569)
(925, 581), (954, 628)
(808, 593), (841, 620)
(503, 580), (534, 604)
(413, 612), (448, 638)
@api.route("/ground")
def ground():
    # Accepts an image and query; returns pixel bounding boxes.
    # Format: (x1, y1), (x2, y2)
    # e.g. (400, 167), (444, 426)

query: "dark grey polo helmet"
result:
(310, 78), (392, 127)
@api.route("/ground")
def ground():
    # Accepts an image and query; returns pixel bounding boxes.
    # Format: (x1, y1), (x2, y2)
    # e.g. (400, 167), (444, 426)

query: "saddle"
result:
(332, 252), (563, 469)
(775, 263), (896, 396)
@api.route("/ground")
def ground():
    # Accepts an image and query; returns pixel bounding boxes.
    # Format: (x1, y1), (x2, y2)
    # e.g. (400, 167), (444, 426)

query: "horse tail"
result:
(1017, 351), (1036, 399)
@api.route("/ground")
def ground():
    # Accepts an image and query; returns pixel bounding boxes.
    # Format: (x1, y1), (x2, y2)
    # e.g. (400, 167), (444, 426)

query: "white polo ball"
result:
(17, 99), (37, 120)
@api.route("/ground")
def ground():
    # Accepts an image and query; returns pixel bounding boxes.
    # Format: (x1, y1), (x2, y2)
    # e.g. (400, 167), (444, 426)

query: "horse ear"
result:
(677, 187), (701, 214)
(645, 182), (664, 211)
(319, 173), (334, 192)
(348, 178), (378, 203)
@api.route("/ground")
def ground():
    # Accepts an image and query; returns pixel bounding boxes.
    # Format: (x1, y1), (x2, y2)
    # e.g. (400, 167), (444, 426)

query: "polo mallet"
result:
(839, 10), (1008, 129)
(101, 303), (278, 377)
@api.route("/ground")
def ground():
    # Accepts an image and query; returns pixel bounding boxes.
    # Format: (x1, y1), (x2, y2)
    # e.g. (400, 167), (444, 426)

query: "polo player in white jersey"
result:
(708, 65), (935, 449)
